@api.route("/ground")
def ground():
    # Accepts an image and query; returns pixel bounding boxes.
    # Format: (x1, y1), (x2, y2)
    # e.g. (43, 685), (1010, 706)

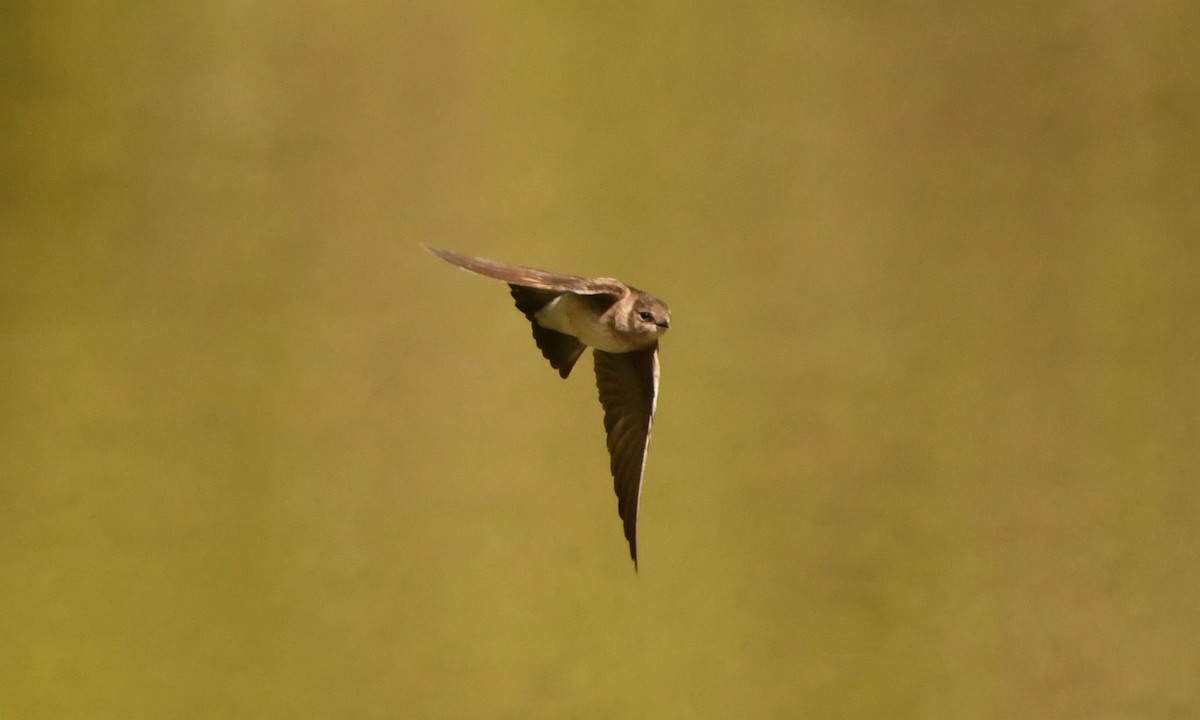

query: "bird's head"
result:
(631, 295), (671, 338)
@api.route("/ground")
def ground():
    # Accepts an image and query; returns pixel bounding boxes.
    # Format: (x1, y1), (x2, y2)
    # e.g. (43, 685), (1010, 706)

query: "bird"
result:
(424, 245), (671, 569)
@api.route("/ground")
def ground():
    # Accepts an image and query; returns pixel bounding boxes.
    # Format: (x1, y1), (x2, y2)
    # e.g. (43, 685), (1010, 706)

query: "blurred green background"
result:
(3, 2), (1198, 718)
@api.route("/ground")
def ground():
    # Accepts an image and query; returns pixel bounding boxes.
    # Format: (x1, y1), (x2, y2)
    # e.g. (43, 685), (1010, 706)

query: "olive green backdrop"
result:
(3, 2), (1197, 718)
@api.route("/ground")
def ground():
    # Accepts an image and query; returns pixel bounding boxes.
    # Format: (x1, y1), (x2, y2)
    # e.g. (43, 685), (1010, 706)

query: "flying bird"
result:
(424, 245), (671, 569)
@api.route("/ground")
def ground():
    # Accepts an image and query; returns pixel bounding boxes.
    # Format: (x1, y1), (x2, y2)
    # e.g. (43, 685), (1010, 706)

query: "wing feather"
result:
(424, 246), (626, 296)
(593, 345), (659, 568)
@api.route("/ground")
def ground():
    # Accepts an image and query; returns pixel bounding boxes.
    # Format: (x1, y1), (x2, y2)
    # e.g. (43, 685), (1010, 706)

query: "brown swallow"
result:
(425, 246), (670, 569)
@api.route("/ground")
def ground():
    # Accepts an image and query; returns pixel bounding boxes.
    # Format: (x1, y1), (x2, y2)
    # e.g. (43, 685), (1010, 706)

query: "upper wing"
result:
(424, 246), (626, 296)
(593, 345), (660, 569)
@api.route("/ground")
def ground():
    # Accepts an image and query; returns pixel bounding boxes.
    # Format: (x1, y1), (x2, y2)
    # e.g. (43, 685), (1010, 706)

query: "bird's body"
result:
(534, 292), (659, 353)
(424, 245), (670, 568)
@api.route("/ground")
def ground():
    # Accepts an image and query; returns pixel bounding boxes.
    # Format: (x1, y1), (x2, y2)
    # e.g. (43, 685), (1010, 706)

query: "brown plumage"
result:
(426, 246), (670, 568)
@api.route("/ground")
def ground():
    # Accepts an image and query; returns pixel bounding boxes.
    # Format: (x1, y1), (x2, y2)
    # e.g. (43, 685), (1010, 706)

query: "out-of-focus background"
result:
(3, 3), (1197, 718)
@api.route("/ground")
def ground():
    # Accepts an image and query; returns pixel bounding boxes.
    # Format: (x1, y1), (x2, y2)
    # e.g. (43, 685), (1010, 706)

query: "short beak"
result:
(656, 319), (671, 329)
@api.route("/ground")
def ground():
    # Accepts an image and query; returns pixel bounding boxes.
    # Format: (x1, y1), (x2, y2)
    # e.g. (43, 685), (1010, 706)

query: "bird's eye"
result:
(638, 311), (654, 322)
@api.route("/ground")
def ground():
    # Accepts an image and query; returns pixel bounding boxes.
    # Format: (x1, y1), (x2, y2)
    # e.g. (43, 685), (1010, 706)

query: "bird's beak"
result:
(656, 320), (671, 329)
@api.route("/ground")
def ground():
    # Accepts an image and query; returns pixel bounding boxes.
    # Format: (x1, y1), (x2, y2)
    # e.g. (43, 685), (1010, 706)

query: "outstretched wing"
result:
(424, 246), (626, 296)
(593, 345), (659, 569)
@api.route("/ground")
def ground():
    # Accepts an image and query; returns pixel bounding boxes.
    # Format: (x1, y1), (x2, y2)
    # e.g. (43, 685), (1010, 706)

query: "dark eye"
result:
(638, 311), (654, 322)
